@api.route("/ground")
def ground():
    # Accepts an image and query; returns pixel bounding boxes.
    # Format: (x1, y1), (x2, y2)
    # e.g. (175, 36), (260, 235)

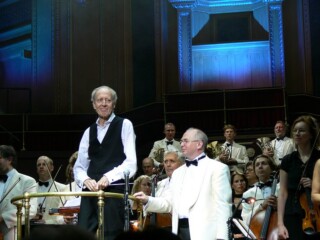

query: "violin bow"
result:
(296, 126), (320, 193)
(0, 177), (21, 204)
(40, 164), (64, 208)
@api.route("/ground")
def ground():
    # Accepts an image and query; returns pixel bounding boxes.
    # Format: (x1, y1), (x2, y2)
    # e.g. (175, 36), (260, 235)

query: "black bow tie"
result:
(276, 136), (285, 141)
(38, 181), (49, 187)
(226, 143), (232, 147)
(186, 155), (205, 167)
(166, 141), (173, 145)
(258, 181), (272, 189)
(0, 174), (8, 183)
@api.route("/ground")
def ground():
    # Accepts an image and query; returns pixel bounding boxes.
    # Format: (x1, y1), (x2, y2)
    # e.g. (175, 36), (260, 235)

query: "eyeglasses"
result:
(179, 139), (200, 144)
(292, 128), (307, 134)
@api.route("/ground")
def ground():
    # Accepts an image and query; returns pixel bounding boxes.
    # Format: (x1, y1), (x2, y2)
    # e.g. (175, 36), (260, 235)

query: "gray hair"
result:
(164, 151), (185, 164)
(187, 127), (208, 150)
(91, 86), (118, 104)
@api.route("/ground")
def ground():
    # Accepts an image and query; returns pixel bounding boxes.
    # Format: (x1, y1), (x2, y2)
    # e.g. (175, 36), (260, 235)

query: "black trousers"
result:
(178, 218), (190, 240)
(78, 188), (124, 240)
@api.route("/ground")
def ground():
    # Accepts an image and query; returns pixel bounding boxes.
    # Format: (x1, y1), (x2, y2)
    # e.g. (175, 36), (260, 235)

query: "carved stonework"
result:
(168, 0), (286, 90)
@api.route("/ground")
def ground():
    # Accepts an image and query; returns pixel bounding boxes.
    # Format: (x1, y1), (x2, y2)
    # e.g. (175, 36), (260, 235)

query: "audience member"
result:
(115, 225), (181, 240)
(148, 123), (182, 168)
(73, 85), (137, 240)
(26, 224), (96, 240)
(32, 155), (68, 224)
(0, 145), (38, 240)
(263, 120), (295, 165)
(216, 124), (249, 173)
(135, 127), (231, 240)
(241, 155), (278, 226)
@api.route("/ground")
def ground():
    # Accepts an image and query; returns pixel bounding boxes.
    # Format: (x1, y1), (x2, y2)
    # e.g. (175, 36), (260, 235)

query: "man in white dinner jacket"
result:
(135, 128), (232, 240)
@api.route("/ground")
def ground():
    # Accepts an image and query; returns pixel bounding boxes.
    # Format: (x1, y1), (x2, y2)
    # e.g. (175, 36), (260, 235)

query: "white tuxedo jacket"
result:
(221, 141), (249, 172)
(270, 137), (295, 165)
(241, 183), (280, 226)
(149, 138), (182, 166)
(36, 180), (68, 224)
(155, 177), (170, 198)
(146, 156), (232, 240)
(0, 169), (37, 240)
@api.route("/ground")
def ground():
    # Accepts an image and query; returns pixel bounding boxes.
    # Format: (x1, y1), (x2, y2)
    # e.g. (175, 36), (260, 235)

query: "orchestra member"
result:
(135, 127), (231, 240)
(241, 155), (278, 226)
(33, 155), (68, 224)
(0, 145), (37, 240)
(278, 115), (320, 240)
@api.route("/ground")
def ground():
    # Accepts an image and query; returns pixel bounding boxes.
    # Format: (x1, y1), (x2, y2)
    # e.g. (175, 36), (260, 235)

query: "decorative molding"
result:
(268, 2), (285, 86)
(177, 8), (193, 91)
(169, 0), (196, 9)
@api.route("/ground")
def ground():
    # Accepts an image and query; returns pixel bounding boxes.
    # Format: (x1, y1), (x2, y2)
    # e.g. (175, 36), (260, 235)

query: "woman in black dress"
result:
(231, 171), (248, 239)
(278, 115), (320, 240)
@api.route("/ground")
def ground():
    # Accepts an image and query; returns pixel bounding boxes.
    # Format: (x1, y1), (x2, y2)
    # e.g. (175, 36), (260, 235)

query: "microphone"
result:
(123, 170), (130, 231)
(227, 197), (256, 240)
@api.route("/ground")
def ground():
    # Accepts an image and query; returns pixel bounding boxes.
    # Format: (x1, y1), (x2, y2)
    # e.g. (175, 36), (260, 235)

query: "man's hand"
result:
(133, 191), (149, 204)
(97, 175), (109, 190)
(219, 153), (229, 164)
(261, 195), (277, 210)
(84, 178), (99, 191)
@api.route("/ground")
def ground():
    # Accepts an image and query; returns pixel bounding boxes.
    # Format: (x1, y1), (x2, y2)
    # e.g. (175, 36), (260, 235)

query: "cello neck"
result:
(259, 171), (279, 239)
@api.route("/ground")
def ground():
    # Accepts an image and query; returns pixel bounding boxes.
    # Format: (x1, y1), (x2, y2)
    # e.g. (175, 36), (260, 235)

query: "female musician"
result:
(231, 171), (248, 239)
(241, 155), (278, 226)
(278, 115), (320, 240)
(130, 175), (151, 230)
(63, 151), (81, 224)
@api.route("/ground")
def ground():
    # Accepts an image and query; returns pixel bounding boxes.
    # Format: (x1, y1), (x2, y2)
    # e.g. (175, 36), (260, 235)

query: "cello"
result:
(250, 171), (279, 240)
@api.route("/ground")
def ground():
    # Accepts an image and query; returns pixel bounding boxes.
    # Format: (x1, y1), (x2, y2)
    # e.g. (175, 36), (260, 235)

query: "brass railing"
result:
(11, 191), (136, 240)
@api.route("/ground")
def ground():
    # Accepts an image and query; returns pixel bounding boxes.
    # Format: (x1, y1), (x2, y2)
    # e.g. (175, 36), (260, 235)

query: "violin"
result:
(250, 171), (279, 240)
(300, 187), (320, 234)
(49, 206), (80, 216)
(298, 122), (320, 235)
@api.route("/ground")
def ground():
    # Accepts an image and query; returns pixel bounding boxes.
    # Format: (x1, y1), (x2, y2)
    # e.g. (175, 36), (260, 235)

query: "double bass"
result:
(250, 171), (279, 240)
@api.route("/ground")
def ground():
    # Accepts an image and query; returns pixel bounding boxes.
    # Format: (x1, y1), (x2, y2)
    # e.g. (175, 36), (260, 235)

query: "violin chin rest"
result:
(303, 227), (316, 235)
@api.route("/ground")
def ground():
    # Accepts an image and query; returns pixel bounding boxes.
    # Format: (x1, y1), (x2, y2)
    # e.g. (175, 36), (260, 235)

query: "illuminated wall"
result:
(169, 0), (285, 91)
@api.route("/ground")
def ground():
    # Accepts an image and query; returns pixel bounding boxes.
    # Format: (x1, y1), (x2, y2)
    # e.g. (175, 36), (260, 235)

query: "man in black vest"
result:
(74, 86), (137, 240)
